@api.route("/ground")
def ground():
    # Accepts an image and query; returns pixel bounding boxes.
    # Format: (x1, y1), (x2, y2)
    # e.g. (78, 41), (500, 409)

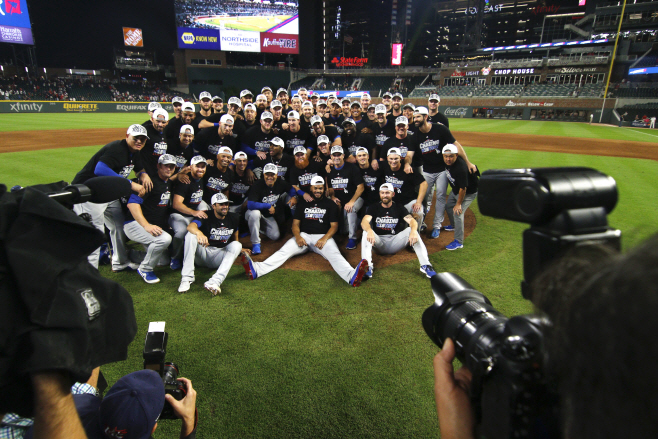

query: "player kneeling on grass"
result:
(361, 183), (437, 279)
(241, 176), (369, 287)
(178, 193), (243, 296)
(124, 154), (177, 284)
(442, 144), (479, 251)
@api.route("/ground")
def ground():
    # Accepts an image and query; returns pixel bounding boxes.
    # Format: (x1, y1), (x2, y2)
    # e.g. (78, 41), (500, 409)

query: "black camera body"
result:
(423, 168), (621, 439)
(143, 323), (187, 420)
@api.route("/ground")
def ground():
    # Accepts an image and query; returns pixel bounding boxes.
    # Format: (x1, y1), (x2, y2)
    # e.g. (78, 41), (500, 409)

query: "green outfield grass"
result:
(1, 113), (657, 438)
(203, 15), (289, 33)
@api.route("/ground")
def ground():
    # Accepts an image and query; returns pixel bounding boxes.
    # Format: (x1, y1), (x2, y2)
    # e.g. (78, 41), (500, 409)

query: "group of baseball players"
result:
(72, 86), (479, 295)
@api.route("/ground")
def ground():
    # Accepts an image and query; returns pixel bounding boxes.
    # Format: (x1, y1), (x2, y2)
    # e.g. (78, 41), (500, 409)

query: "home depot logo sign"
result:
(123, 28), (144, 47)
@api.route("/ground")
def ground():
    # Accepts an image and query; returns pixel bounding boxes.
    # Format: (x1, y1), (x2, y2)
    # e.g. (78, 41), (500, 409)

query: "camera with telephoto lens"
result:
(422, 167), (621, 439)
(143, 322), (187, 420)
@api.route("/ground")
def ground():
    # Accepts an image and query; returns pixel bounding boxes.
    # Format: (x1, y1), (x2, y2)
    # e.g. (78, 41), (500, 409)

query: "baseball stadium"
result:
(1, 0), (658, 438)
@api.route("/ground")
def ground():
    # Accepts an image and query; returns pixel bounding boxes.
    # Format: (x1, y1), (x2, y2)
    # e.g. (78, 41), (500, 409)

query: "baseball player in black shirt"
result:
(142, 108), (171, 178)
(241, 111), (276, 160)
(371, 104), (396, 170)
(241, 176), (368, 287)
(341, 117), (375, 163)
(124, 154), (177, 284)
(195, 114), (237, 161)
(442, 144), (479, 250)
(201, 146), (233, 209)
(361, 183), (436, 279)
(380, 115), (419, 172)
(327, 145), (365, 250)
(252, 137), (294, 181)
(427, 93), (450, 128)
(179, 192), (243, 296)
(290, 145), (327, 200)
(355, 147), (382, 208)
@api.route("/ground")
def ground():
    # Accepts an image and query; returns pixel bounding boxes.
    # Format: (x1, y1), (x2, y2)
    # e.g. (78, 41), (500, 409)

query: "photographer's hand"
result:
(166, 377), (197, 439)
(433, 338), (475, 439)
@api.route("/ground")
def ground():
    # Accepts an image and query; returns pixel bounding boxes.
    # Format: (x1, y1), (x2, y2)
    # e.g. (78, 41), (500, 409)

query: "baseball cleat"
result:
(170, 258), (182, 270)
(178, 280), (192, 293)
(346, 238), (357, 250)
(430, 228), (441, 239)
(204, 281), (222, 296)
(241, 251), (258, 280)
(349, 259), (368, 287)
(420, 265), (437, 278)
(252, 243), (261, 255)
(364, 266), (373, 280)
(420, 222), (428, 232)
(112, 262), (140, 273)
(443, 225), (455, 231)
(137, 269), (160, 284)
(445, 240), (464, 251)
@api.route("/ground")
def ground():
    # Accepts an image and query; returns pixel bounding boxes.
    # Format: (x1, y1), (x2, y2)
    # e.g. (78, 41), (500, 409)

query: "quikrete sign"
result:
(331, 57), (368, 67)
(494, 68), (535, 75)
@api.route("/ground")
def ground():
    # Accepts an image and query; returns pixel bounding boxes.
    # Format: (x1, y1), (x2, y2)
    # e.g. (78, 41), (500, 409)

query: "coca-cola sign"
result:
(443, 107), (469, 117)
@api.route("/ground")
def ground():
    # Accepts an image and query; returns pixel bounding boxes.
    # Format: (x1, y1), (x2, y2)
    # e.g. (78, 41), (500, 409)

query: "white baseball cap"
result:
(261, 111), (274, 120)
(234, 151), (248, 160)
(310, 176), (325, 186)
(180, 124), (194, 135)
(379, 183), (394, 192)
(382, 92), (393, 98)
(244, 103), (256, 112)
(270, 100), (282, 108)
(276, 88), (288, 96)
(261, 86), (272, 93)
(199, 91), (212, 100)
(240, 89), (253, 98)
(212, 96), (223, 102)
(256, 94), (267, 101)
(310, 115), (323, 125)
(442, 144), (458, 154)
(287, 110), (300, 119)
(387, 148), (402, 157)
(414, 106), (429, 115)
(302, 101), (314, 108)
(330, 145), (344, 155)
(190, 155), (206, 166)
(228, 97), (242, 108)
(293, 146), (307, 155)
(152, 108), (169, 122)
(428, 94), (440, 102)
(350, 101), (362, 108)
(127, 124), (149, 138)
(392, 92), (403, 100)
(218, 146), (233, 156)
(355, 147), (369, 155)
(402, 103), (415, 111)
(317, 135), (329, 145)
(182, 102), (195, 112)
(375, 104), (387, 114)
(342, 117), (356, 126)
(172, 97), (184, 105)
(395, 116), (408, 126)
(148, 102), (162, 111)
(318, 99), (327, 106)
(211, 193), (229, 205)
(263, 163), (278, 174)
(270, 137), (284, 148)
(158, 154), (176, 165)
(220, 114), (234, 125)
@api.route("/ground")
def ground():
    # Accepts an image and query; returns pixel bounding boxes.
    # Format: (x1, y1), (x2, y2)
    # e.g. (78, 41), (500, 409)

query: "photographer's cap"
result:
(310, 115), (323, 125)
(152, 108), (169, 122)
(158, 154), (176, 165)
(220, 114), (234, 125)
(395, 116), (408, 126)
(211, 193), (229, 205)
(199, 91), (212, 100)
(190, 155), (206, 166)
(287, 110), (300, 120)
(261, 111), (273, 121)
(180, 124), (194, 135)
(182, 102), (195, 113)
(263, 163), (278, 174)
(330, 145), (344, 155)
(98, 370), (164, 439)
(293, 146), (307, 155)
(442, 144), (458, 154)
(375, 104), (387, 114)
(379, 183), (394, 192)
(414, 106), (429, 116)
(218, 146), (233, 156)
(234, 151), (248, 160)
(127, 124), (149, 139)
(387, 147), (402, 157)
(317, 135), (329, 145)
(311, 176), (325, 186)
(270, 137), (284, 148)
(148, 102), (161, 112)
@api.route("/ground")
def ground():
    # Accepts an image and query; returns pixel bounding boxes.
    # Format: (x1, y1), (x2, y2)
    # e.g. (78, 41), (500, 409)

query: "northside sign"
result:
(331, 57), (368, 67)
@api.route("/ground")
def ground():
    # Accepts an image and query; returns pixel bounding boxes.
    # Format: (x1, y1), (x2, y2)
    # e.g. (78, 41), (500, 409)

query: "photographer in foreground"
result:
(433, 234), (658, 439)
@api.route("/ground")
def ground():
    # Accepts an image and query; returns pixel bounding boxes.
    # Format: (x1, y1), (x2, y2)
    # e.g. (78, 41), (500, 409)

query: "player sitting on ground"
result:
(241, 176), (369, 287)
(361, 183), (437, 279)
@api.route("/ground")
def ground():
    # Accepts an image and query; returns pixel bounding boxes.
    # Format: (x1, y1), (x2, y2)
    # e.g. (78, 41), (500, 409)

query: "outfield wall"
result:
(0, 101), (174, 113)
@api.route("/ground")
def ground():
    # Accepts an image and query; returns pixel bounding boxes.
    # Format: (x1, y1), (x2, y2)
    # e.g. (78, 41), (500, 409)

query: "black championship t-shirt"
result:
(195, 128), (238, 160)
(192, 211), (240, 249)
(309, 125), (340, 149)
(72, 139), (143, 184)
(446, 156), (479, 195)
(166, 138), (194, 170)
(202, 166), (233, 206)
(341, 132), (375, 158)
(173, 177), (204, 216)
(380, 134), (418, 163)
(294, 196), (339, 235)
(327, 162), (364, 205)
(415, 123), (456, 174)
(371, 121), (397, 155)
(359, 165), (383, 207)
(280, 128), (311, 154)
(252, 153), (295, 182)
(127, 177), (172, 229)
(241, 125), (276, 157)
(428, 111), (450, 128)
(366, 201), (409, 236)
(228, 170), (252, 206)
(248, 178), (292, 218)
(163, 117), (182, 142)
(381, 164), (426, 206)
(232, 118), (257, 138)
(140, 124), (169, 178)
(289, 160), (327, 194)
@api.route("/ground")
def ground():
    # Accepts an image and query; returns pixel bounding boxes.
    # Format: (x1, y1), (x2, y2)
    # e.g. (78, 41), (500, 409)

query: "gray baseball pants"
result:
(74, 200), (129, 270)
(403, 199), (424, 233)
(340, 197), (364, 239)
(245, 210), (280, 244)
(422, 170), (449, 230)
(169, 213), (193, 261)
(180, 234), (242, 284)
(445, 191), (477, 244)
(124, 221), (172, 272)
(251, 233), (358, 284)
(361, 227), (431, 268)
